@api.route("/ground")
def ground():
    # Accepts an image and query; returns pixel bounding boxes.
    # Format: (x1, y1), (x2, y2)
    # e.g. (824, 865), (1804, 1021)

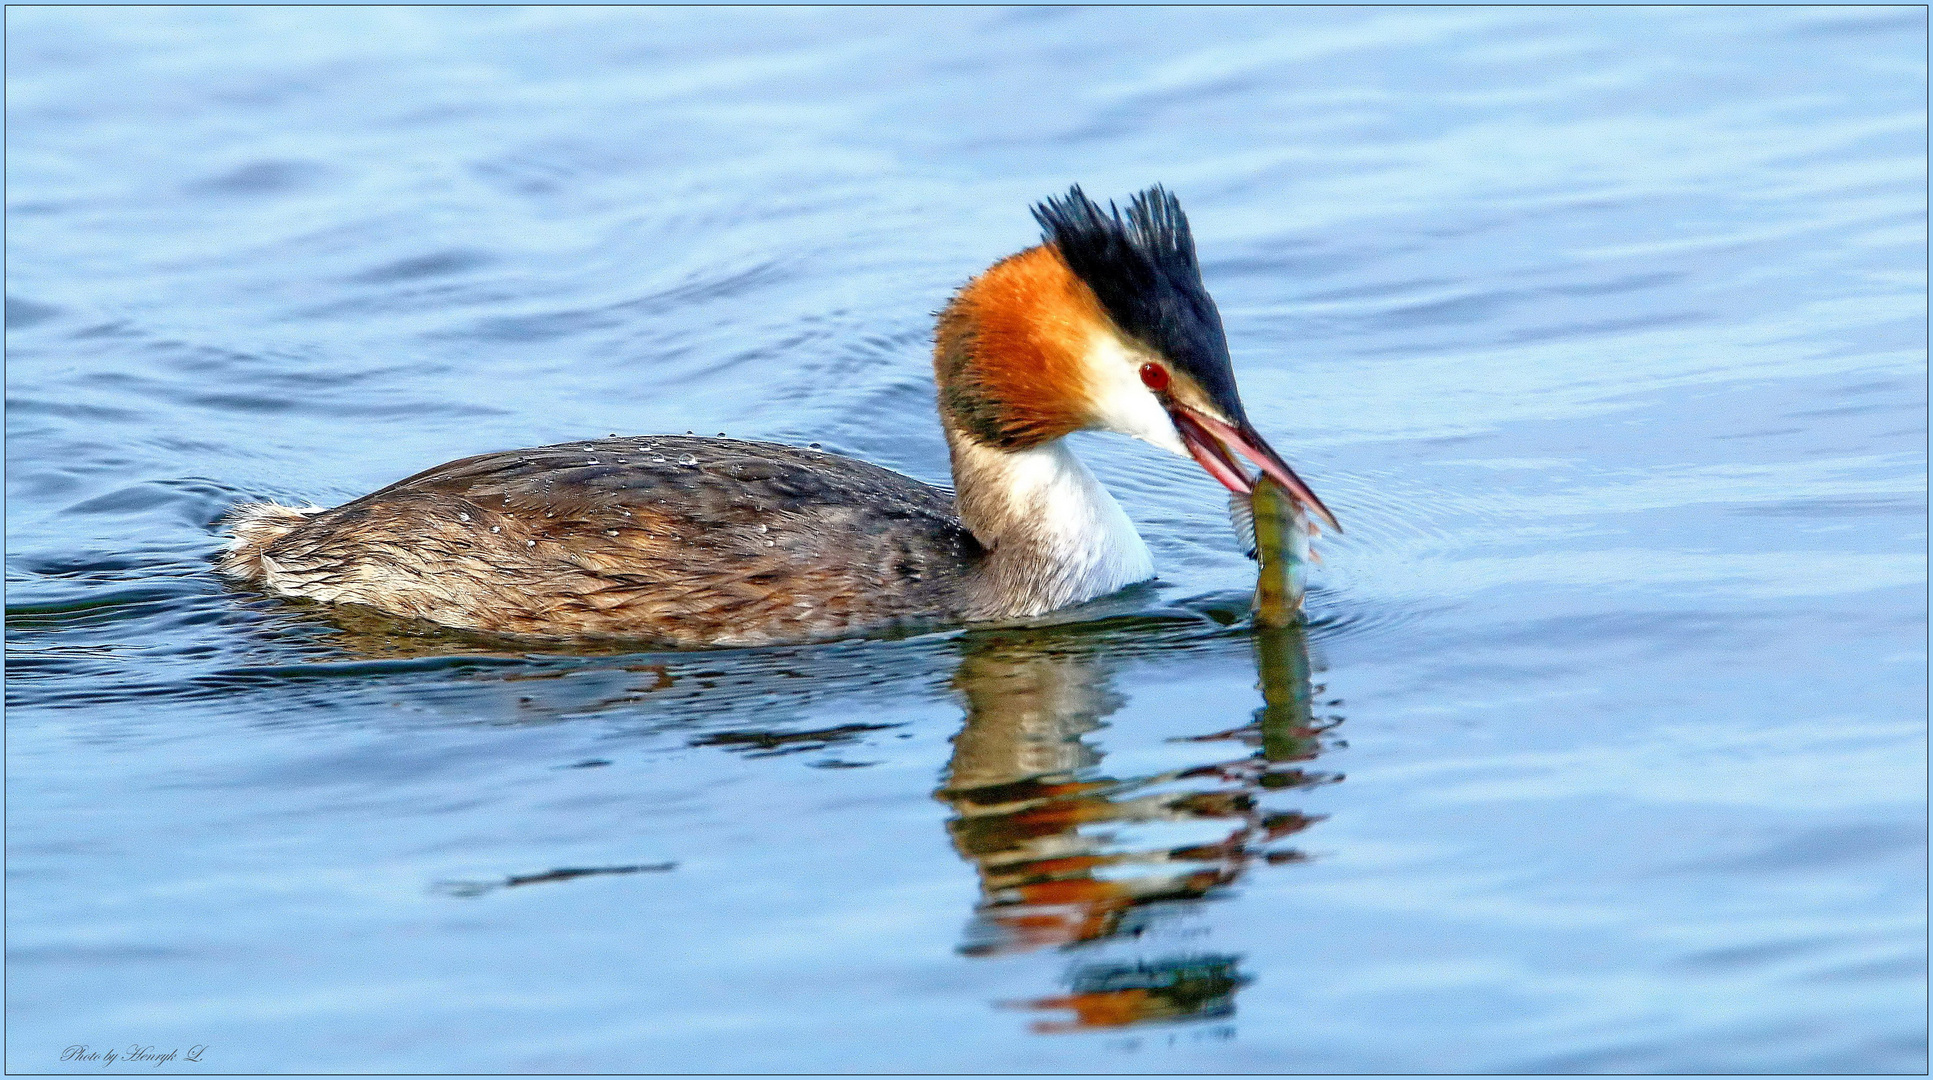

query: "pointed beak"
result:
(1171, 407), (1342, 534)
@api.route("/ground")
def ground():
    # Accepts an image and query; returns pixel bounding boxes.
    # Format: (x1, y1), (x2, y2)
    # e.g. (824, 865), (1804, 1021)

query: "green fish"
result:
(1229, 474), (1310, 628)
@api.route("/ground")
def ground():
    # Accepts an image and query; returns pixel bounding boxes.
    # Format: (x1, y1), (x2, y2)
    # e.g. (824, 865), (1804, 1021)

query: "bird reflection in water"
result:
(937, 619), (1339, 1032)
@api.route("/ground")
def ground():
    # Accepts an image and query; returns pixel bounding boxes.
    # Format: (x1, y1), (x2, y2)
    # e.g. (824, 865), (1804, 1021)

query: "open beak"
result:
(1171, 407), (1342, 534)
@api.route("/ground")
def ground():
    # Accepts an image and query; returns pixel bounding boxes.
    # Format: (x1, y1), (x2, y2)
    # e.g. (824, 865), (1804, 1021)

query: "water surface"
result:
(6, 7), (1927, 1072)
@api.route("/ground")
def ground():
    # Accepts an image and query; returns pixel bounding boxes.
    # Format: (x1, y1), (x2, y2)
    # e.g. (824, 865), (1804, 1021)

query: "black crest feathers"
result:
(1032, 185), (1246, 422)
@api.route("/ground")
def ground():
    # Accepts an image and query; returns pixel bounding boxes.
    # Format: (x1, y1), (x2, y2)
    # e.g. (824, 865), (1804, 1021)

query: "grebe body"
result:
(221, 186), (1338, 646)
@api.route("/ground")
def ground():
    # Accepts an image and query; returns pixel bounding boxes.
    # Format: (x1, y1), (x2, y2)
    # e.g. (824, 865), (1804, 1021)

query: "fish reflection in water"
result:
(939, 620), (1338, 1032)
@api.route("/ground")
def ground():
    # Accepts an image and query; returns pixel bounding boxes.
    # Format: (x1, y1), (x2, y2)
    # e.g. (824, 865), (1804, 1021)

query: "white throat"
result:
(947, 430), (1155, 619)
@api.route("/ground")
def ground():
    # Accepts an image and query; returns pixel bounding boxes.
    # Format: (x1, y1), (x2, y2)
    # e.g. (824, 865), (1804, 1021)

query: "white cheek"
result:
(1083, 333), (1188, 457)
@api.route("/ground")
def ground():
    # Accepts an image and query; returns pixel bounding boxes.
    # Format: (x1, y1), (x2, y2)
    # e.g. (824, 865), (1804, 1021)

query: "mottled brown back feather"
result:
(228, 437), (987, 646)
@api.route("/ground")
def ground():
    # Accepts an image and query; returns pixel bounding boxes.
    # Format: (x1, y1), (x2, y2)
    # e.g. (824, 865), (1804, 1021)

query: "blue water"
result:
(6, 7), (1926, 1072)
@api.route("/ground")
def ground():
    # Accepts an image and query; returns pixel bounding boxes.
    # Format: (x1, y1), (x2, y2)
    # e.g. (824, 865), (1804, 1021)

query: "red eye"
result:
(1139, 363), (1170, 391)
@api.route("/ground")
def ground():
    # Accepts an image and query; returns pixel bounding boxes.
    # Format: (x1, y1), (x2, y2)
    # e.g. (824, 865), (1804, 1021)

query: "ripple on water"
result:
(4, 295), (62, 329)
(345, 249), (497, 285)
(184, 159), (330, 199)
(451, 258), (794, 344)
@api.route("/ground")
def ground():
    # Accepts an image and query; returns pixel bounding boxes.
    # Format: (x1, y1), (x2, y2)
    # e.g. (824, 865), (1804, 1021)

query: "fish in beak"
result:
(1170, 406), (1342, 534)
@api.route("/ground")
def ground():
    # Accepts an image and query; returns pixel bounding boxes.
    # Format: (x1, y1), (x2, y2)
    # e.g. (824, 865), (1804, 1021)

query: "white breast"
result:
(953, 436), (1155, 616)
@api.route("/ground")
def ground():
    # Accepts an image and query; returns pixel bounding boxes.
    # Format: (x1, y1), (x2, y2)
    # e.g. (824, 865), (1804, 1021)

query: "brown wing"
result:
(255, 437), (985, 644)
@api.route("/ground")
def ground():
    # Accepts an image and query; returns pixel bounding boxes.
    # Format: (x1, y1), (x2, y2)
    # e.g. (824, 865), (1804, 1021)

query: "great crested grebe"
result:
(220, 185), (1339, 646)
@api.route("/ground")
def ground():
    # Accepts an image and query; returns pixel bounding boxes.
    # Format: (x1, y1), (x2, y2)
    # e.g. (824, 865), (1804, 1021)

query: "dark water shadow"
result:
(433, 861), (677, 898)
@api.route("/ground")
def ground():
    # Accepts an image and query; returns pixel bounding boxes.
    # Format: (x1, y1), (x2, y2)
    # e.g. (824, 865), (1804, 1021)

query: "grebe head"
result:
(935, 185), (1340, 533)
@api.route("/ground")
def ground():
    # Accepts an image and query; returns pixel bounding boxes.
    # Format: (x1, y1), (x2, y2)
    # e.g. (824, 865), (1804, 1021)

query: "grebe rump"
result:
(221, 186), (1339, 646)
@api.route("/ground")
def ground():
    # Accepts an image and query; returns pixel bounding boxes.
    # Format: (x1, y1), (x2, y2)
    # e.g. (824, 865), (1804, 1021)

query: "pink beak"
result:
(1172, 407), (1342, 534)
